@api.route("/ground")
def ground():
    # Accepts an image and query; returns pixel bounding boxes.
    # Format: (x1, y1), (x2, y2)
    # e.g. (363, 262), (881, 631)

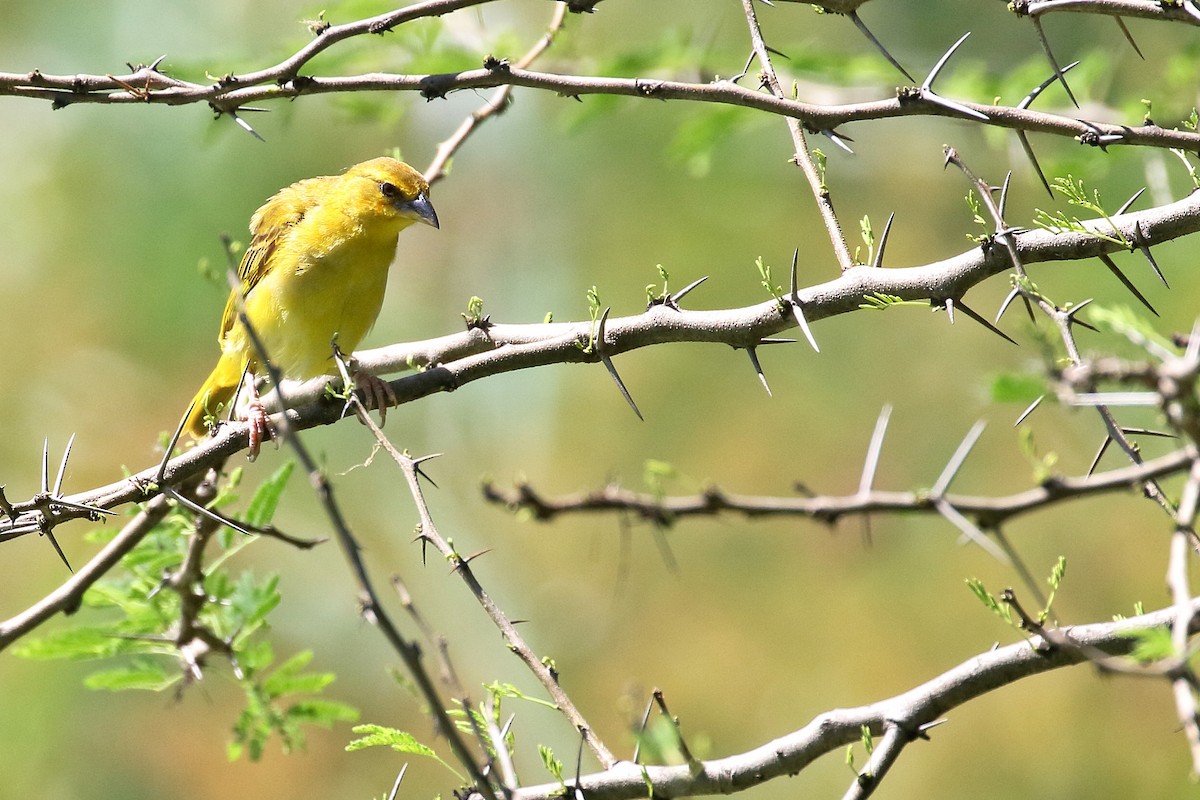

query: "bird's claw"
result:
(352, 369), (396, 427)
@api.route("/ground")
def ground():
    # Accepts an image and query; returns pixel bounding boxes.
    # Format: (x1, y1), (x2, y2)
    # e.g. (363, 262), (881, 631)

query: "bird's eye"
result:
(379, 182), (400, 199)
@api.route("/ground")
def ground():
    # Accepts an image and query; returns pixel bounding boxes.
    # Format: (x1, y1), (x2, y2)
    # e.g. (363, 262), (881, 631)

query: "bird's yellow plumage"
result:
(184, 157), (439, 438)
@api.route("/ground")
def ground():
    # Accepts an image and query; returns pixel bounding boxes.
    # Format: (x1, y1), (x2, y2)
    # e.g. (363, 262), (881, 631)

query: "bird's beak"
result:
(402, 191), (439, 230)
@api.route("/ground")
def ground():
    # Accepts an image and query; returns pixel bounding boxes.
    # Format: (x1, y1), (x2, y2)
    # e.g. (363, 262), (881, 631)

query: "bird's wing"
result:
(217, 177), (326, 341)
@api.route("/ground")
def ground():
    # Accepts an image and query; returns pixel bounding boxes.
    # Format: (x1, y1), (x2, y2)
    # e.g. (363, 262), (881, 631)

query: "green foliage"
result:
(1032, 175), (1129, 247)
(581, 285), (603, 353)
(990, 372), (1044, 404)
(482, 680), (558, 711)
(346, 724), (463, 779)
(16, 462), (354, 761)
(845, 724), (875, 777)
(813, 148), (828, 193)
(965, 190), (989, 242)
(670, 105), (765, 178)
(540, 744), (566, 786)
(1017, 429), (1059, 486)
(855, 215), (874, 267)
(230, 648), (359, 761)
(646, 264), (671, 304)
(463, 295), (486, 326)
(1088, 305), (1176, 355)
(1040, 556), (1067, 624)
(755, 256), (782, 300)
(1122, 626), (1176, 664)
(858, 292), (925, 311)
(965, 578), (1016, 628)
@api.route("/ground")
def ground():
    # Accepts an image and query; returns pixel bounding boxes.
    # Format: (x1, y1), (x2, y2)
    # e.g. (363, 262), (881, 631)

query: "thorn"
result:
(932, 419), (986, 497)
(41, 438), (50, 494)
(1097, 253), (1157, 316)
(597, 307), (644, 421)
(411, 453), (443, 489)
(922, 32), (971, 92)
(1116, 187), (1146, 216)
(1186, 317), (1200, 363)
(1113, 17), (1144, 59)
(227, 108), (266, 142)
(1030, 16), (1078, 108)
(44, 529), (73, 572)
(1087, 436), (1112, 476)
(1063, 298), (1101, 333)
(918, 33), (989, 121)
(1120, 427), (1177, 439)
(995, 286), (1021, 324)
(998, 172), (1013, 217)
(764, 44), (790, 60)
(956, 300), (1018, 345)
(388, 765), (408, 800)
(758, 337), (796, 344)
(746, 347), (772, 396)
(872, 212), (896, 269)
(922, 89), (990, 122)
(847, 10), (915, 83)
(790, 297), (820, 352)
(1132, 222), (1168, 287)
(1013, 395), (1044, 426)
(53, 433), (75, 497)
(935, 497), (1009, 562)
(858, 404), (892, 496)
(164, 486), (255, 536)
(729, 51), (756, 84)
(789, 250), (820, 352)
(1018, 60), (1081, 110)
(669, 275), (708, 305)
(820, 128), (855, 154)
(944, 296), (956, 324)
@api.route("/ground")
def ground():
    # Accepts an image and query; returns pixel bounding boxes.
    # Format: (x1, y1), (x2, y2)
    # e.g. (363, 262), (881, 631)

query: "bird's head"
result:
(342, 157), (439, 231)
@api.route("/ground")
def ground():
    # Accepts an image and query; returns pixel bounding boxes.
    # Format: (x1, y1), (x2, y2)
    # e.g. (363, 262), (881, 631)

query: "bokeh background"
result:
(1, 1), (1199, 797)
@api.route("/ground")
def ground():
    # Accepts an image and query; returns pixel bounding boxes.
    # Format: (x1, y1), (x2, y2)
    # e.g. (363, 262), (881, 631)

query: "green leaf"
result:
(84, 662), (180, 692)
(1123, 626), (1175, 663)
(244, 460), (295, 528)
(990, 373), (1044, 404)
(965, 578), (1015, 627)
(14, 627), (123, 661)
(539, 744), (566, 785)
(347, 724), (435, 755)
(263, 650), (327, 697)
(1088, 305), (1176, 354)
(286, 699), (360, 727)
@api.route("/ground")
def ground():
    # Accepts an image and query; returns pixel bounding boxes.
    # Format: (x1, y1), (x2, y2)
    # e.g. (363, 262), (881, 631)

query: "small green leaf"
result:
(1123, 626), (1175, 663)
(84, 662), (180, 692)
(287, 699), (360, 727)
(990, 373), (1044, 404)
(243, 461), (295, 528)
(540, 744), (566, 785)
(347, 724), (437, 755)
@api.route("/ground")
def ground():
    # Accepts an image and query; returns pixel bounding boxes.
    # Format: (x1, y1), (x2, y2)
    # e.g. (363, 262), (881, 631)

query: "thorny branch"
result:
(6, 0), (1200, 796)
(479, 447), (1196, 531)
(495, 598), (1200, 800)
(2, 189), (1199, 550)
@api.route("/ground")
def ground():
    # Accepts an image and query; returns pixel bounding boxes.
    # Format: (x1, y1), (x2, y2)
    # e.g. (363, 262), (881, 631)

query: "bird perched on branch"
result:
(183, 156), (439, 449)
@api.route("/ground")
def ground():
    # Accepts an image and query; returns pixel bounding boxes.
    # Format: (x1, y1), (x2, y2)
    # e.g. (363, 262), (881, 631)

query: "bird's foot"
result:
(350, 368), (397, 427)
(245, 395), (275, 461)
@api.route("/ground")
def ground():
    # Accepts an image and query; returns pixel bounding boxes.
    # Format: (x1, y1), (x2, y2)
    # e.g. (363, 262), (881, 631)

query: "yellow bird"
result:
(184, 157), (439, 442)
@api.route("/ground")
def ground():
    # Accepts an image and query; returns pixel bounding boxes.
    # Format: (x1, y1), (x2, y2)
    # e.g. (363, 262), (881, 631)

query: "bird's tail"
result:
(182, 355), (247, 438)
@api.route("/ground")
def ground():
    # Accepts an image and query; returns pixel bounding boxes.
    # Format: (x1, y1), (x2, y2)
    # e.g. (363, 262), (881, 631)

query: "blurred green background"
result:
(1, 1), (1199, 797)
